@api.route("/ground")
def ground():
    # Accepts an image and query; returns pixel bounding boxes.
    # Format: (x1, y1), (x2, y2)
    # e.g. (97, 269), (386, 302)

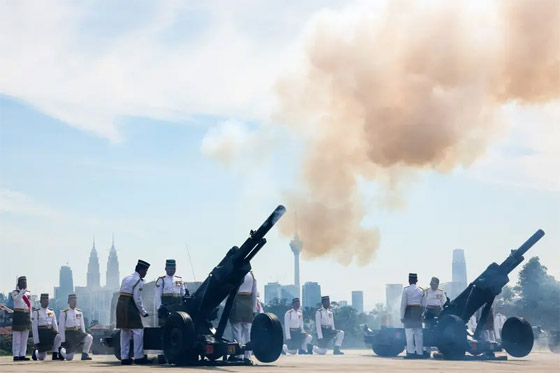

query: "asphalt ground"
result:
(1, 349), (559, 372)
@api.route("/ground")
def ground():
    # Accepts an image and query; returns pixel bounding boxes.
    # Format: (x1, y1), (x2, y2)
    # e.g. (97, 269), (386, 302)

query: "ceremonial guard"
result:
(31, 293), (62, 360)
(117, 259), (151, 365)
(400, 273), (426, 359)
(154, 259), (185, 325)
(58, 294), (93, 360)
(283, 298), (313, 355)
(229, 271), (257, 361)
(314, 296), (344, 355)
(422, 277), (446, 329)
(11, 276), (31, 361)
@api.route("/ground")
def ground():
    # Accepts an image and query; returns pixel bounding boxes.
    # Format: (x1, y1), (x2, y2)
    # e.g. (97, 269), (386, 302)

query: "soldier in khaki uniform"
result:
(314, 296), (344, 355)
(31, 293), (62, 360)
(58, 294), (93, 360)
(283, 298), (313, 355)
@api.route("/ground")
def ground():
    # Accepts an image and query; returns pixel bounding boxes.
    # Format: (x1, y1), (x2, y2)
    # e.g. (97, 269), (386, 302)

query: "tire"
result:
(162, 311), (196, 365)
(250, 313), (284, 363)
(501, 317), (534, 358)
(372, 342), (404, 357)
(436, 315), (467, 359)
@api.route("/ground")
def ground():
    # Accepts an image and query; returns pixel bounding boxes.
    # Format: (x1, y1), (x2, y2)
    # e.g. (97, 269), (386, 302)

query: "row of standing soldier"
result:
(10, 276), (93, 361)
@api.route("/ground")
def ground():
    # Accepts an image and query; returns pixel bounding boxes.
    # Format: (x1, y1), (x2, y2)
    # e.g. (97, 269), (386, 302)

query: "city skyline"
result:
(1, 1), (558, 313)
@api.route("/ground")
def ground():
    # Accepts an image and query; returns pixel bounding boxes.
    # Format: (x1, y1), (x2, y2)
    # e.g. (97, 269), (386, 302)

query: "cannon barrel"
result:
(186, 205), (286, 326)
(499, 229), (545, 274)
(441, 229), (545, 324)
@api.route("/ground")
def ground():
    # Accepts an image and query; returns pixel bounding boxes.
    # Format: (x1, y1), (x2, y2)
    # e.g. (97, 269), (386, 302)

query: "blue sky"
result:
(0, 1), (558, 310)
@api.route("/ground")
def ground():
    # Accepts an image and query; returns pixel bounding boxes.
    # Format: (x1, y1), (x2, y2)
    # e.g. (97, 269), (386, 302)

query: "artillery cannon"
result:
(106, 205), (286, 365)
(364, 229), (545, 359)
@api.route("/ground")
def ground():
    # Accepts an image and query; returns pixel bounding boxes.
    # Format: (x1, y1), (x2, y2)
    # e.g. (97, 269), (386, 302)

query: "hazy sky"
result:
(0, 1), (558, 310)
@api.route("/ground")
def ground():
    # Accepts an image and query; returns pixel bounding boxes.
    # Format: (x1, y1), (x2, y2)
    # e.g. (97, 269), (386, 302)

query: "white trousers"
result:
(36, 334), (62, 360)
(61, 334), (93, 360)
(283, 334), (313, 354)
(12, 330), (29, 357)
(231, 322), (251, 359)
(312, 330), (344, 355)
(405, 328), (423, 354)
(120, 329), (144, 360)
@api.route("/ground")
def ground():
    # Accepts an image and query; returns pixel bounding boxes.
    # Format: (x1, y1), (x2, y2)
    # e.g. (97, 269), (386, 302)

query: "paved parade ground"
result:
(1, 350), (559, 372)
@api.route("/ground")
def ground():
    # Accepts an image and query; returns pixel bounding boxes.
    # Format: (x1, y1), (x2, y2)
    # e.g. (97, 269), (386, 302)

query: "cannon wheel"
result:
(437, 315), (467, 359)
(111, 330), (133, 361)
(250, 312), (283, 363)
(501, 317), (534, 357)
(162, 311), (196, 365)
(371, 342), (404, 357)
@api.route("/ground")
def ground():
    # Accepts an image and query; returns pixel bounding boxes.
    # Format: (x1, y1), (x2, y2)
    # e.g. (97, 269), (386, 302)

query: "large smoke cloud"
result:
(276, 0), (560, 264)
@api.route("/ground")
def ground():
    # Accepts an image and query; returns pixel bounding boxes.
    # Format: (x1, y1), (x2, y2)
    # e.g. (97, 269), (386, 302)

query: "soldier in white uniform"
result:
(314, 296), (344, 355)
(58, 294), (93, 361)
(11, 276), (32, 361)
(283, 298), (313, 355)
(400, 273), (425, 359)
(117, 259), (151, 365)
(229, 271), (257, 361)
(31, 293), (62, 360)
(423, 277), (446, 329)
(154, 259), (185, 325)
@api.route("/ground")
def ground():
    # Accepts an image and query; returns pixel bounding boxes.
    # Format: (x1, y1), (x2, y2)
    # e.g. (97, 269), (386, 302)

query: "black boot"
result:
(13, 356), (21, 361)
(157, 354), (167, 364)
(333, 347), (344, 355)
(307, 344), (314, 355)
(20, 356), (30, 361)
(52, 352), (60, 360)
(81, 352), (92, 361)
(32, 349), (38, 361)
(298, 349), (307, 355)
(121, 358), (132, 365)
(134, 356), (153, 365)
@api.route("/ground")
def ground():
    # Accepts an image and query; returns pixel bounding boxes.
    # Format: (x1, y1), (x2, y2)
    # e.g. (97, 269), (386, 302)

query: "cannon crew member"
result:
(422, 277), (446, 329)
(11, 276), (32, 361)
(229, 271), (257, 361)
(283, 298), (313, 355)
(401, 273), (425, 359)
(31, 293), (62, 360)
(314, 296), (344, 355)
(154, 259), (185, 325)
(117, 259), (151, 365)
(58, 294), (93, 361)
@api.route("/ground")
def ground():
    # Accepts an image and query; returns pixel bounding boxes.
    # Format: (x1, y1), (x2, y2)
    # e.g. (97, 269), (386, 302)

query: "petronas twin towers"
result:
(87, 236), (120, 291)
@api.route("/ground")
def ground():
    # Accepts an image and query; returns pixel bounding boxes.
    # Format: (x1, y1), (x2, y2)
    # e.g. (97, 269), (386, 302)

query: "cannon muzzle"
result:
(499, 229), (545, 274)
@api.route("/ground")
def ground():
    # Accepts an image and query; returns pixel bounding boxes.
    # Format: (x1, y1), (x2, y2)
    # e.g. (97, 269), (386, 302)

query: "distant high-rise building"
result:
(289, 234), (303, 298)
(385, 284), (403, 311)
(302, 282), (321, 309)
(338, 300), (348, 307)
(264, 282), (281, 304)
(105, 235), (120, 290)
(280, 285), (299, 301)
(452, 249), (467, 298)
(352, 291), (364, 314)
(87, 238), (101, 289)
(53, 265), (74, 314)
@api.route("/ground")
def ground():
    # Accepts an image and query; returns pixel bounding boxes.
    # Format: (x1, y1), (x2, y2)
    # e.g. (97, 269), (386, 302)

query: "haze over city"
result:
(1, 0), (559, 312)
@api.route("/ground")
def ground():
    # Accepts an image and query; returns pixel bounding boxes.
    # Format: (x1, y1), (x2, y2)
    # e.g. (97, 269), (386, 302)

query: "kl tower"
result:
(290, 234), (303, 298)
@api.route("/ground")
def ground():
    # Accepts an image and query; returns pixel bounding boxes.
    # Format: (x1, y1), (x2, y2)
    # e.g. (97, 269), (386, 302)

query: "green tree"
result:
(264, 298), (290, 325)
(515, 257), (560, 330)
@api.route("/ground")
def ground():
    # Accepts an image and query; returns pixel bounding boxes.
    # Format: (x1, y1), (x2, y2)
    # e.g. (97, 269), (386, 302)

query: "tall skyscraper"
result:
(87, 238), (101, 289)
(289, 234), (303, 297)
(264, 282), (281, 305)
(385, 284), (403, 311)
(105, 235), (120, 290)
(452, 249), (467, 297)
(56, 265), (74, 300)
(352, 290), (364, 314)
(302, 281), (321, 309)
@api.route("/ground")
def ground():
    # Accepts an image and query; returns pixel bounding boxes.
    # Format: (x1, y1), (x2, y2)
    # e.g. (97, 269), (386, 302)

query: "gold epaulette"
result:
(438, 288), (443, 291)
(76, 308), (81, 311)
(62, 308), (69, 312)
